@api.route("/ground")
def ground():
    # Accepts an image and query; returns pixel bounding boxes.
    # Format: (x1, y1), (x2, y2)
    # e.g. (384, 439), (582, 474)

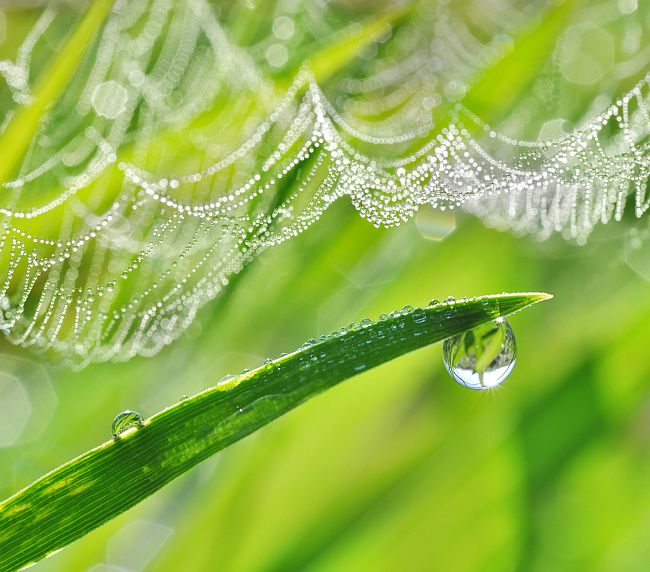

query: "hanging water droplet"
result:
(442, 319), (516, 390)
(112, 410), (143, 437)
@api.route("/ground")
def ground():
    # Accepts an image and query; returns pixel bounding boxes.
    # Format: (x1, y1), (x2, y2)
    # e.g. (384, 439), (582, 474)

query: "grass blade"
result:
(0, 292), (550, 571)
(0, 0), (114, 185)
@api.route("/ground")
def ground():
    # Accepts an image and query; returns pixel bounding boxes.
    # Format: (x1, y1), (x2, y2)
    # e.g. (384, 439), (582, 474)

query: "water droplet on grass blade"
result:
(412, 308), (426, 323)
(217, 374), (237, 387)
(442, 319), (516, 390)
(112, 410), (143, 437)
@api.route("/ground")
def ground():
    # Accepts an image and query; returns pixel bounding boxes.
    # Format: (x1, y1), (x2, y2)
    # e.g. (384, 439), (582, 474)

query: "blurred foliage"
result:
(1, 0), (650, 571)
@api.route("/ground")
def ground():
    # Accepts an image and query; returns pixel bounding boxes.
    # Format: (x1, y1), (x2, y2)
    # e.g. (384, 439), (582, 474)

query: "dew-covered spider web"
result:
(0, 0), (648, 365)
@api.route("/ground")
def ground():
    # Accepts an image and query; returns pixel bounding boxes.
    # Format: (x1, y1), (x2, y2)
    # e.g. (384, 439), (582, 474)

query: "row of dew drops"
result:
(111, 297), (516, 436)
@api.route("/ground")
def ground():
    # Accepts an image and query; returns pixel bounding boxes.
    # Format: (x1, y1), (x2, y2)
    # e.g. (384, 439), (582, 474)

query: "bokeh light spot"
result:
(415, 206), (456, 241)
(0, 372), (31, 447)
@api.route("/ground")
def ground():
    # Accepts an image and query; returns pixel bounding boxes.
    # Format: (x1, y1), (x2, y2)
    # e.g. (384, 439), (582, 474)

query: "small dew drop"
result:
(112, 410), (143, 437)
(428, 299), (440, 307)
(412, 308), (427, 324)
(217, 374), (237, 387)
(442, 319), (517, 390)
(360, 318), (373, 327)
(444, 296), (455, 304)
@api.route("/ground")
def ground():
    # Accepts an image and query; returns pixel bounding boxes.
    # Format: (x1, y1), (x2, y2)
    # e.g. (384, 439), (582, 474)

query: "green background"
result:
(2, 0), (650, 570)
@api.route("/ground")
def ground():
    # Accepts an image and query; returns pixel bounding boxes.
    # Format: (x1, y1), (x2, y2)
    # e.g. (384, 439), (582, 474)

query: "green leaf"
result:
(0, 292), (550, 571)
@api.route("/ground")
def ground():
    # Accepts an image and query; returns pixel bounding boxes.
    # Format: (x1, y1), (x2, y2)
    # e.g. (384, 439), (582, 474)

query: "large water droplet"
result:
(112, 410), (143, 437)
(442, 319), (516, 390)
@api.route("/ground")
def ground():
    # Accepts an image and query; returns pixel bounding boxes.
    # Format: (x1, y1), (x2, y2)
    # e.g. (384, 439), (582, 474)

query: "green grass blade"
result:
(302, 6), (413, 85)
(0, 292), (550, 571)
(461, 0), (582, 121)
(0, 0), (114, 185)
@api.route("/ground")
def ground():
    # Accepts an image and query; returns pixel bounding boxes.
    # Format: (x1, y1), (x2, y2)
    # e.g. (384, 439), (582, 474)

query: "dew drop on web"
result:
(442, 318), (516, 390)
(111, 410), (144, 437)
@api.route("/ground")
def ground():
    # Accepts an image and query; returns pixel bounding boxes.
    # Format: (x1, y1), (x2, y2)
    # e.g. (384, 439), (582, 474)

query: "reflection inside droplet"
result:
(442, 319), (516, 390)
(112, 410), (143, 437)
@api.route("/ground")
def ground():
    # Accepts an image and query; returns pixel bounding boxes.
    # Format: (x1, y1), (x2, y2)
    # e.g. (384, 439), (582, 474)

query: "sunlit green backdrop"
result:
(3, 207), (648, 571)
(2, 0), (650, 571)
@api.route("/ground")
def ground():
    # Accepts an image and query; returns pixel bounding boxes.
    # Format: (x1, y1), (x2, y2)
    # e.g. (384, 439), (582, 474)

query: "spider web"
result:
(0, 0), (648, 366)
